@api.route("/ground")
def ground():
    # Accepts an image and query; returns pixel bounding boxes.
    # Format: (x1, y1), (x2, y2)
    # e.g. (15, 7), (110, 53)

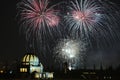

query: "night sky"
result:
(1, 0), (120, 69)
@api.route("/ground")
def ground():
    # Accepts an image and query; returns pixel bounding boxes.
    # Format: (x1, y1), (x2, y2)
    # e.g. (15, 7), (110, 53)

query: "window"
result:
(20, 68), (27, 72)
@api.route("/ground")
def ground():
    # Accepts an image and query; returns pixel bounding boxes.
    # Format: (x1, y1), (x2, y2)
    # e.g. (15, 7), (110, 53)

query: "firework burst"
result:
(17, 0), (61, 42)
(17, 0), (62, 52)
(54, 38), (87, 69)
(64, 0), (120, 48)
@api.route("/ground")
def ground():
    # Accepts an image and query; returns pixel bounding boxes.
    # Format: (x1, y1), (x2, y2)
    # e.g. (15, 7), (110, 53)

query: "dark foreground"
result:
(0, 69), (120, 80)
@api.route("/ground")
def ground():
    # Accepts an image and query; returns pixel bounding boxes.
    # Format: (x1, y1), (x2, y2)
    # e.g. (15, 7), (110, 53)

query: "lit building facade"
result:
(19, 53), (53, 79)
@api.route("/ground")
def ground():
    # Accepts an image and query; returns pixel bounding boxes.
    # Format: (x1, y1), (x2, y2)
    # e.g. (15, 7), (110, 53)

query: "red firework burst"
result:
(72, 9), (96, 23)
(18, 0), (60, 28)
(72, 11), (86, 21)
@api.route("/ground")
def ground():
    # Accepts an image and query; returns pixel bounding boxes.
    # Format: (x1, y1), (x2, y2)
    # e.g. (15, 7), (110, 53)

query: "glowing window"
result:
(35, 73), (39, 78)
(24, 68), (27, 72)
(0, 70), (3, 73)
(20, 68), (27, 72)
(20, 68), (23, 72)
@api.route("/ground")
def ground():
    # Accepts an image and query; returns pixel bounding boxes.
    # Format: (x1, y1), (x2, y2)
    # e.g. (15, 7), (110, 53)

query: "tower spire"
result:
(93, 64), (96, 70)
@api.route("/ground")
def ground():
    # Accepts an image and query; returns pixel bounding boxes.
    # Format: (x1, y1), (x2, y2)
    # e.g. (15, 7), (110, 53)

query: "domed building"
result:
(20, 53), (43, 74)
(19, 53), (53, 79)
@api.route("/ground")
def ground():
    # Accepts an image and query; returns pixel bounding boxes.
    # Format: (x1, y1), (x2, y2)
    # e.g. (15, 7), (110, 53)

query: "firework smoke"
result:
(54, 38), (87, 69)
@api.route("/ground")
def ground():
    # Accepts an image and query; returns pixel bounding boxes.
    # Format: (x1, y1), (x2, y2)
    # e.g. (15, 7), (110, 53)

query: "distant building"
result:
(0, 53), (120, 80)
(19, 53), (53, 79)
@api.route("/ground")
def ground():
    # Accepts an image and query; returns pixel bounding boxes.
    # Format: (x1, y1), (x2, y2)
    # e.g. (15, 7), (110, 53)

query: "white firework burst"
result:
(54, 38), (87, 69)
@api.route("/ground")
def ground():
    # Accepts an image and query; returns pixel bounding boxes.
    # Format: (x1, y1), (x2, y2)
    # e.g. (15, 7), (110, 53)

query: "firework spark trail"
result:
(17, 0), (61, 42)
(54, 38), (87, 69)
(16, 0), (120, 68)
(17, 0), (63, 55)
(64, 0), (120, 48)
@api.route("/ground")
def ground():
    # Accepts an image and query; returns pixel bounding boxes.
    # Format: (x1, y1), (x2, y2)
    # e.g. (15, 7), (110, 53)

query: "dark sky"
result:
(1, 0), (25, 62)
(1, 0), (120, 68)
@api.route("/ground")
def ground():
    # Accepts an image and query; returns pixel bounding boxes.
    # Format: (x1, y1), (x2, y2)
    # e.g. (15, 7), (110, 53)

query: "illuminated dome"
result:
(22, 53), (39, 65)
